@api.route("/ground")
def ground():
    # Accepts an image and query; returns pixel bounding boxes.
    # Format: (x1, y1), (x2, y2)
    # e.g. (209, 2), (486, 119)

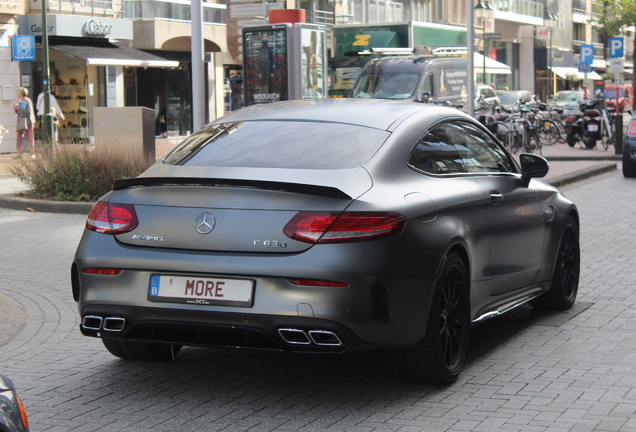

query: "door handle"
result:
(490, 192), (504, 205)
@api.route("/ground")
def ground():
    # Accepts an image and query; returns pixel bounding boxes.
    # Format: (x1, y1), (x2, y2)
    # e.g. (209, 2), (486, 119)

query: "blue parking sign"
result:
(610, 37), (624, 59)
(579, 44), (594, 65)
(12, 35), (35, 61)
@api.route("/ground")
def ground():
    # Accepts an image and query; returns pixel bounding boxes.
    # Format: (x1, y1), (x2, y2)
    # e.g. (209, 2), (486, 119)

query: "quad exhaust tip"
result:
(278, 328), (342, 346)
(81, 315), (126, 332)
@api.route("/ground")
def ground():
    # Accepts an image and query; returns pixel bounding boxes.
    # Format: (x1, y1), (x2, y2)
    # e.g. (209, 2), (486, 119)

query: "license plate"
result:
(148, 274), (254, 306)
(587, 124), (599, 132)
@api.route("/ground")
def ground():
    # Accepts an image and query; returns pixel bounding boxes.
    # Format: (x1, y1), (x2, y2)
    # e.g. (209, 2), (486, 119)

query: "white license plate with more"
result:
(587, 124), (599, 132)
(149, 274), (254, 306)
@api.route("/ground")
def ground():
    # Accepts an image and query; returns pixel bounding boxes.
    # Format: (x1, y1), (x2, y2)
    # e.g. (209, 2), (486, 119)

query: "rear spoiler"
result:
(112, 177), (352, 199)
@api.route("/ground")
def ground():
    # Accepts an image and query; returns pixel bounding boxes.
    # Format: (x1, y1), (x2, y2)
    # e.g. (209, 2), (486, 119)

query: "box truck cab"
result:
(351, 49), (502, 110)
(352, 55), (471, 104)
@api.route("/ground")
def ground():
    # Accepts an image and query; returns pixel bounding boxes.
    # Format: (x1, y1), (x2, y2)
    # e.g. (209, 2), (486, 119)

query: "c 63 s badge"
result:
(253, 240), (287, 248)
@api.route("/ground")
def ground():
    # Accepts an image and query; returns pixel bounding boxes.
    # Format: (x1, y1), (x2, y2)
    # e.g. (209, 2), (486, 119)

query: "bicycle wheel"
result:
(540, 120), (561, 146)
(505, 131), (519, 154)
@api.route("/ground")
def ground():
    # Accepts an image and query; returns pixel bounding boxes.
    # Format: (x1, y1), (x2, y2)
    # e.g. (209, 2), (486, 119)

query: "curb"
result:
(0, 162), (618, 215)
(546, 161), (617, 188)
(0, 192), (94, 214)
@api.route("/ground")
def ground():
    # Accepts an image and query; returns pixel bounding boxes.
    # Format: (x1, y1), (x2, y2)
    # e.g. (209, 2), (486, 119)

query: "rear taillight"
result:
(86, 201), (138, 235)
(283, 211), (406, 244)
(629, 120), (636, 137)
(566, 117), (575, 124)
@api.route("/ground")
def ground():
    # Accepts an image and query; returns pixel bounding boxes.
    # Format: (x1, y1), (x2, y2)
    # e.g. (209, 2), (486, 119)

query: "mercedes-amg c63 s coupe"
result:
(72, 99), (580, 383)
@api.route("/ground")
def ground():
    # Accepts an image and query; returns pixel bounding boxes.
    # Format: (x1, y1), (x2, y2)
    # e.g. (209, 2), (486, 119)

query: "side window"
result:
(420, 74), (433, 99)
(442, 122), (514, 174)
(408, 126), (467, 174)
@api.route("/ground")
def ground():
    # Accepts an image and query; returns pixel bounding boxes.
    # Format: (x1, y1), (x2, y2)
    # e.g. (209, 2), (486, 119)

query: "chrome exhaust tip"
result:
(278, 328), (311, 345)
(81, 315), (103, 331)
(102, 317), (126, 332)
(308, 330), (343, 346)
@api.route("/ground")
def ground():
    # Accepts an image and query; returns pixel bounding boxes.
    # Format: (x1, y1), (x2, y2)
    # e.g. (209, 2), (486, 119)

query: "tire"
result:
(583, 134), (596, 149)
(539, 120), (560, 146)
(532, 216), (580, 311)
(623, 157), (636, 178)
(389, 253), (470, 384)
(102, 338), (182, 361)
(566, 134), (577, 147)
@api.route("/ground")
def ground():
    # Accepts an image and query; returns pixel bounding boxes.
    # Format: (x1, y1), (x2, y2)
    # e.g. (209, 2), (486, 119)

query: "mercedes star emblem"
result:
(195, 212), (216, 234)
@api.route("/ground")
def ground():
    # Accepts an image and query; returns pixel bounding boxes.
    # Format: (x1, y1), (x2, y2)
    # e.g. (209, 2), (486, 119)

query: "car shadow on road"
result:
(90, 302), (593, 411)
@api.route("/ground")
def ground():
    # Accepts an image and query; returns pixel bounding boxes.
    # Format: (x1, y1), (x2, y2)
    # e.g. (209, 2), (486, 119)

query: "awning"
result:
(474, 53), (512, 75)
(549, 66), (602, 81)
(50, 42), (180, 68)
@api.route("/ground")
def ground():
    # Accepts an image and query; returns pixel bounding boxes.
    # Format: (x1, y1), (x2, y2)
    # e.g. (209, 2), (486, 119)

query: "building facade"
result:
(0, 0), (226, 153)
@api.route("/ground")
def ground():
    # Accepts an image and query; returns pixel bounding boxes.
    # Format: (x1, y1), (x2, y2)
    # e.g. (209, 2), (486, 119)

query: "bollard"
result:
(614, 114), (623, 155)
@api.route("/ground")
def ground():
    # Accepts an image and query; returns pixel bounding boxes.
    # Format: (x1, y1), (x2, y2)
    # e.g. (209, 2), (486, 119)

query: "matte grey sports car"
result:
(72, 99), (580, 383)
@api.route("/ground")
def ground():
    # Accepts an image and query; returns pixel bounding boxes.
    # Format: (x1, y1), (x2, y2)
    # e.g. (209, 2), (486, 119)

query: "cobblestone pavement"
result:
(0, 169), (635, 431)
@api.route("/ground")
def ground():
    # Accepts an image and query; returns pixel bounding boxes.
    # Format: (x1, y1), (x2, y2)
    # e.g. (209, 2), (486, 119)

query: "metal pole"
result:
(548, 29), (553, 98)
(466, 0), (475, 115)
(41, 0), (54, 152)
(191, 0), (205, 132)
(483, 31), (486, 85)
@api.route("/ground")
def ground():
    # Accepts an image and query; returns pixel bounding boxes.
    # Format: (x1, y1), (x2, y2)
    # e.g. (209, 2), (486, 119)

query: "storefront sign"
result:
(19, 15), (133, 40)
(84, 20), (113, 37)
(12, 35), (35, 61)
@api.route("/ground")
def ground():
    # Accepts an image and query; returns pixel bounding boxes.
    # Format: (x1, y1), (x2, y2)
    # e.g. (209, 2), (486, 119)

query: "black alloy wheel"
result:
(389, 253), (470, 384)
(532, 216), (580, 310)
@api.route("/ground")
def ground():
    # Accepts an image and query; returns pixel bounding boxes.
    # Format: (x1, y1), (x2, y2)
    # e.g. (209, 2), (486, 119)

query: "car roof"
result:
(212, 99), (459, 131)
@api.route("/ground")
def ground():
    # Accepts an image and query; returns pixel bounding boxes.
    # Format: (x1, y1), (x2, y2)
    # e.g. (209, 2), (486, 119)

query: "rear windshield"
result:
(554, 92), (582, 102)
(353, 73), (419, 99)
(497, 93), (518, 105)
(163, 121), (390, 169)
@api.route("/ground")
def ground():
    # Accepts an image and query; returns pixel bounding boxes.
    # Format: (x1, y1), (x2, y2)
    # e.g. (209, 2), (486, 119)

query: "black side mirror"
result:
(421, 92), (431, 103)
(519, 153), (549, 187)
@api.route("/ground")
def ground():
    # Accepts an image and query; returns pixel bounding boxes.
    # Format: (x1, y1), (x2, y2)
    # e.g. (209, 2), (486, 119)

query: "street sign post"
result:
(609, 36), (625, 115)
(579, 45), (594, 99)
(579, 44), (594, 65)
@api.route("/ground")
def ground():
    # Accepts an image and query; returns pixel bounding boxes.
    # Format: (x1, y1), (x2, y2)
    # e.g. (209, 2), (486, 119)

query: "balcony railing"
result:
(308, 9), (334, 26)
(494, 0), (544, 18)
(124, 0), (226, 24)
(31, 0), (124, 16)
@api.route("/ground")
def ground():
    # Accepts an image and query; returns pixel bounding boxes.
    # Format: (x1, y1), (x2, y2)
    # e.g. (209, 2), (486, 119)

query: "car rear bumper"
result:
(73, 232), (444, 350)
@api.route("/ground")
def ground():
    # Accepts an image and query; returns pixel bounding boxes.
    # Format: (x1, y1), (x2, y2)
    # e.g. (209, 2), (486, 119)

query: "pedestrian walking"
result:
(13, 87), (36, 156)
(36, 92), (65, 122)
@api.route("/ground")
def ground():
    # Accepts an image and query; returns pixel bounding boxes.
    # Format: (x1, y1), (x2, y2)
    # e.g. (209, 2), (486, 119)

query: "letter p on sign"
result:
(580, 45), (594, 65)
(610, 37), (624, 59)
